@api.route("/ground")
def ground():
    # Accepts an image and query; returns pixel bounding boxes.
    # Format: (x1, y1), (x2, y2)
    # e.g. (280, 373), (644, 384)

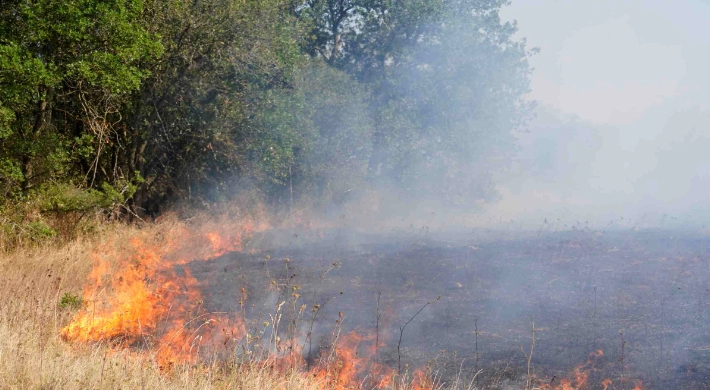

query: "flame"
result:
(602, 378), (613, 390)
(538, 350), (601, 390)
(307, 331), (434, 390)
(536, 350), (644, 390)
(311, 332), (390, 389)
(411, 368), (433, 390)
(60, 216), (265, 367)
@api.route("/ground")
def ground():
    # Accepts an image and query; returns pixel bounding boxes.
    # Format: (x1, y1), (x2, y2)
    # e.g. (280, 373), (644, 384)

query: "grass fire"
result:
(1, 0), (708, 389)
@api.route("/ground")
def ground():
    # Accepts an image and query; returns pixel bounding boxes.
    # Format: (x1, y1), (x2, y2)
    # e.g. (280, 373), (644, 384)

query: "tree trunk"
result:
(20, 97), (47, 194)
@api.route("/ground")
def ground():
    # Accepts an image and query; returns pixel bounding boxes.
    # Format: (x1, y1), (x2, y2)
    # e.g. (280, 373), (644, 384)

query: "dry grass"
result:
(0, 219), (326, 390)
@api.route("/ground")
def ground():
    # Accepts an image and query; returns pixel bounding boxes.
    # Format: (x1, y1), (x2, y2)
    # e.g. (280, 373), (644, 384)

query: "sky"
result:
(486, 0), (710, 228)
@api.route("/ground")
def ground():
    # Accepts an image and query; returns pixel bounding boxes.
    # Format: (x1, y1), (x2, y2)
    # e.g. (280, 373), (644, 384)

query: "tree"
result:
(0, 0), (534, 226)
(0, 0), (161, 198)
(0, 0), (307, 215)
(252, 60), (373, 208)
(294, 0), (535, 206)
(119, 0), (305, 213)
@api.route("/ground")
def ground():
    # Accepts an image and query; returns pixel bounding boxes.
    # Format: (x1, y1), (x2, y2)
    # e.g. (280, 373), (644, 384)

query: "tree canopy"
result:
(0, 0), (534, 223)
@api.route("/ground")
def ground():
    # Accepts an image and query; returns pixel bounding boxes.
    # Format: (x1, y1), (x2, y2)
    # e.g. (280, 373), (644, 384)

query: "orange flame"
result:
(311, 332), (389, 389)
(411, 368), (433, 390)
(537, 350), (644, 390)
(538, 350), (601, 390)
(602, 378), (613, 390)
(308, 331), (434, 390)
(61, 216), (266, 367)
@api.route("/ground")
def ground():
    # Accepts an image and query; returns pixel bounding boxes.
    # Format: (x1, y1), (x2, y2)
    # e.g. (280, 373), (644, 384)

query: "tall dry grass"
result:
(0, 217), (326, 390)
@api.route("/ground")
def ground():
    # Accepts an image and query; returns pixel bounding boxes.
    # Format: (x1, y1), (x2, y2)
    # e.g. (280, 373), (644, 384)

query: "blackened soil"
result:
(188, 229), (710, 389)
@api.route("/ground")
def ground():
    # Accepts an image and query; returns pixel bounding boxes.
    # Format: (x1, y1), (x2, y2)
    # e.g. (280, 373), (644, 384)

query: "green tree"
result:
(0, 0), (161, 197)
(252, 60), (373, 208)
(0, 0), (535, 227)
(121, 0), (304, 213)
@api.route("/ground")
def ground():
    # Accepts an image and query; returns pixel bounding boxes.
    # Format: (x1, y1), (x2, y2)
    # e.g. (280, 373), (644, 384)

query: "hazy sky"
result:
(489, 0), (710, 227)
(502, 0), (710, 123)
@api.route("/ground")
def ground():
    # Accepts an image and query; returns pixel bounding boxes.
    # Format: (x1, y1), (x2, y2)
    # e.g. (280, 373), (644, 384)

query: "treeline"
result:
(0, 0), (533, 226)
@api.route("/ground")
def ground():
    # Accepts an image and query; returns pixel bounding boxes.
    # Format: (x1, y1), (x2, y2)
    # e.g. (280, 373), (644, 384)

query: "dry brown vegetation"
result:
(0, 219), (327, 390)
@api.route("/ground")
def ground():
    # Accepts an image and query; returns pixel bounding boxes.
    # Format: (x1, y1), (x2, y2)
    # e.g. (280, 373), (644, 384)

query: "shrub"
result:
(59, 292), (83, 310)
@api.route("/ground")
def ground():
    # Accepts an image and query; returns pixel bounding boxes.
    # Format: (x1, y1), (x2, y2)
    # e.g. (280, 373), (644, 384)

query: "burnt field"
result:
(189, 227), (710, 389)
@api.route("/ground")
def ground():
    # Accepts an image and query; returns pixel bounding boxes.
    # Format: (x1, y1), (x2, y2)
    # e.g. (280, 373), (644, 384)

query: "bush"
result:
(0, 182), (124, 251)
(59, 292), (83, 310)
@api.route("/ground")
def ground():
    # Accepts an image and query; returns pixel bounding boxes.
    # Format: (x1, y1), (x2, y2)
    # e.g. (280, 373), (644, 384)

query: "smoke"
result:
(288, 0), (710, 235)
(481, 104), (710, 230)
(475, 0), (710, 231)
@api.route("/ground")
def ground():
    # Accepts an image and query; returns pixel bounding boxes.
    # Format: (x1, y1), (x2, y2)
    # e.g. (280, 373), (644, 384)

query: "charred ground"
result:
(190, 228), (710, 389)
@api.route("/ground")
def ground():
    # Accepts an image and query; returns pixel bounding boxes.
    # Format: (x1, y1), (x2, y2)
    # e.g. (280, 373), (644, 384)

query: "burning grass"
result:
(0, 209), (655, 389)
(0, 214), (303, 389)
(0, 211), (440, 389)
(58, 213), (265, 366)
